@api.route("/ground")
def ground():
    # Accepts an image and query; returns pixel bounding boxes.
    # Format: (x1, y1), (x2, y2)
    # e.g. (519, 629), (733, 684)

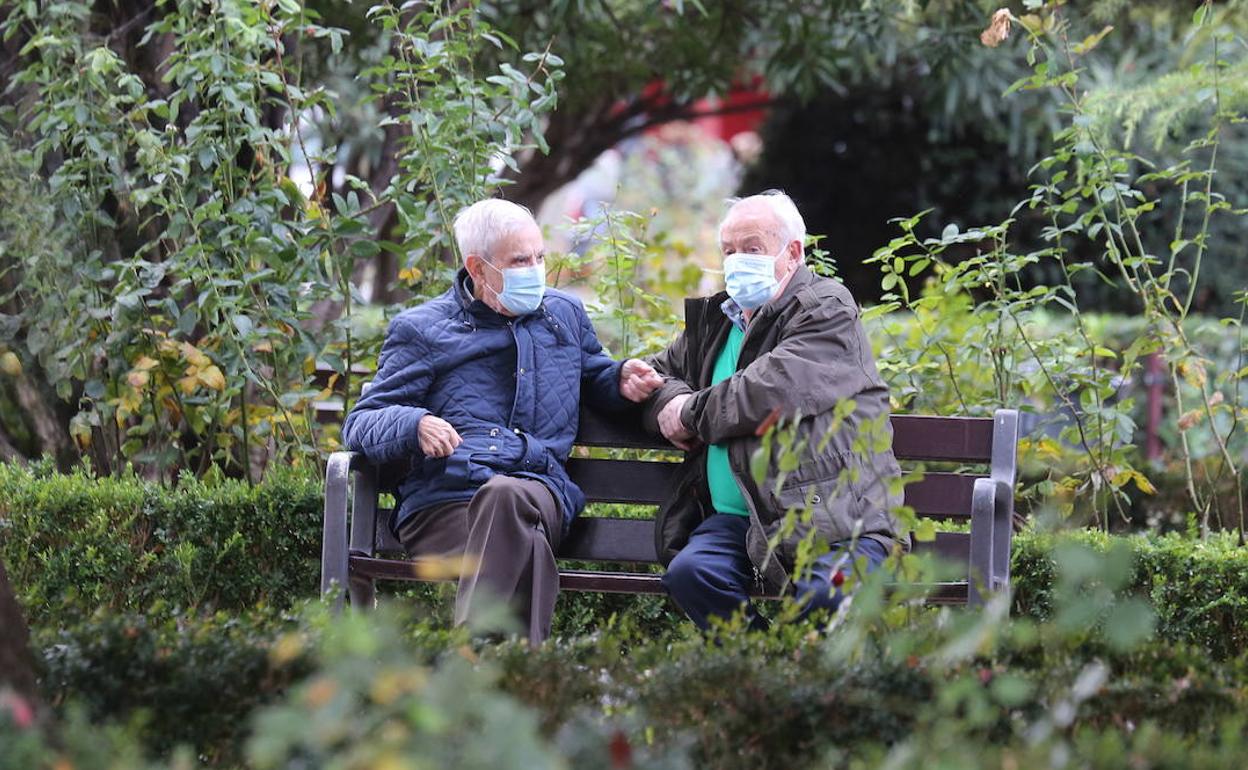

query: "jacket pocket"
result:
(774, 477), (847, 546)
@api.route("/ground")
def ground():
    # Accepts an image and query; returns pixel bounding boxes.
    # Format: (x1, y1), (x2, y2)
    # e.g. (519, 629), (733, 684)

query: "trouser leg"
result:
(397, 499), (470, 560)
(661, 514), (765, 631)
(453, 475), (563, 646)
(792, 537), (891, 621)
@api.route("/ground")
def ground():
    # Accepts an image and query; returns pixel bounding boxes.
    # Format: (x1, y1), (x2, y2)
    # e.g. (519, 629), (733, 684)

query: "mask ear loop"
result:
(475, 256), (508, 306)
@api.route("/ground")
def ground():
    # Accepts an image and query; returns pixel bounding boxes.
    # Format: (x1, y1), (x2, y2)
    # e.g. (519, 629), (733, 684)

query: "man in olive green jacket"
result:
(642, 191), (905, 629)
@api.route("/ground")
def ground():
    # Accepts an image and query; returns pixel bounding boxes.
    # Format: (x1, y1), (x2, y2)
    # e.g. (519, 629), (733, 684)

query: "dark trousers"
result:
(662, 513), (889, 630)
(397, 475), (563, 646)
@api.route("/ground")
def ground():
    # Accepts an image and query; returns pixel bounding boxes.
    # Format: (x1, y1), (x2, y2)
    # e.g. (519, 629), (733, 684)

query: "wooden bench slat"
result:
(575, 407), (671, 450)
(348, 557), (972, 603)
(323, 400), (998, 464)
(890, 415), (995, 463)
(375, 512), (973, 560)
(567, 458), (674, 505)
(568, 458), (979, 517)
(370, 514), (969, 567)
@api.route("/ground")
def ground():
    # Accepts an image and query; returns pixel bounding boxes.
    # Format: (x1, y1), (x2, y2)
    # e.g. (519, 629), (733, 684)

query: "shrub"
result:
(7, 463), (1248, 657)
(1012, 529), (1248, 660)
(35, 607), (309, 765)
(0, 462), (323, 625)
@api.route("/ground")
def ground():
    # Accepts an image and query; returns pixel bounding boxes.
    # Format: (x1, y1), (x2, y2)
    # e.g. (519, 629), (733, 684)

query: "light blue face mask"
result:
(723, 252), (781, 310)
(483, 260), (545, 315)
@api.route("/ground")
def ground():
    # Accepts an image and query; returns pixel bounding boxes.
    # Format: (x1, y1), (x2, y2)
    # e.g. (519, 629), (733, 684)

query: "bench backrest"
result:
(365, 406), (1019, 573)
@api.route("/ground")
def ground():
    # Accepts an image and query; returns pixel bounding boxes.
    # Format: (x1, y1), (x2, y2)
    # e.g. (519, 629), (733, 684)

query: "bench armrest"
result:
(321, 451), (379, 609)
(968, 477), (1014, 607)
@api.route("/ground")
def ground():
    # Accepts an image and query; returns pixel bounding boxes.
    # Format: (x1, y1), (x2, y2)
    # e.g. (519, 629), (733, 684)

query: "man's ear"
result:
(465, 254), (485, 283)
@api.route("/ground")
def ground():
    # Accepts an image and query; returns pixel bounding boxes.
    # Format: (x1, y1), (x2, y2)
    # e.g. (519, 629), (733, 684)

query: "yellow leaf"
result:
(0, 351), (21, 377)
(134, 355), (159, 371)
(1130, 470), (1156, 495)
(1072, 25), (1114, 56)
(269, 634), (304, 667)
(180, 341), (211, 368)
(177, 375), (199, 395)
(1178, 359), (1208, 388)
(126, 370), (150, 389)
(198, 365), (226, 391)
(1018, 13), (1043, 33)
(398, 267), (423, 284)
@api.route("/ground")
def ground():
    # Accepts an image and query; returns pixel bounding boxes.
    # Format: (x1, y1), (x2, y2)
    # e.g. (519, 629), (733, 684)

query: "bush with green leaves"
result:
(0, 461), (323, 625)
(8, 463), (1248, 656)
(0, 0), (560, 477)
(11, 530), (1248, 768)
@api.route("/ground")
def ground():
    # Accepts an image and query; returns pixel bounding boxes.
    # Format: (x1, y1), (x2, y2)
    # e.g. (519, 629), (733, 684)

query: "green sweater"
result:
(706, 324), (750, 516)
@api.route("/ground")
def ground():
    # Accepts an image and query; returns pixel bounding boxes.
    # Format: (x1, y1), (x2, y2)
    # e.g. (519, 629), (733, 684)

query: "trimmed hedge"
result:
(5, 463), (1248, 654)
(0, 462), (322, 625)
(1012, 529), (1248, 660)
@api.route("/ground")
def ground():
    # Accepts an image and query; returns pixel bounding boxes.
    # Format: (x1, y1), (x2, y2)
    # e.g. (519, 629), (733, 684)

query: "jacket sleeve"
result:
(342, 316), (434, 464)
(681, 296), (877, 444)
(577, 304), (630, 413)
(640, 330), (695, 435)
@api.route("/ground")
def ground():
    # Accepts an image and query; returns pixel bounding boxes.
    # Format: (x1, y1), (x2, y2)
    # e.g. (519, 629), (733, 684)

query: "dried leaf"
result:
(980, 9), (1012, 48)
(1177, 408), (1204, 431)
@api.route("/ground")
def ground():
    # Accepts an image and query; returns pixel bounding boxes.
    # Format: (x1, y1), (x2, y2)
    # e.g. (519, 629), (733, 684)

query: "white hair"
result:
(452, 198), (536, 263)
(719, 190), (807, 254)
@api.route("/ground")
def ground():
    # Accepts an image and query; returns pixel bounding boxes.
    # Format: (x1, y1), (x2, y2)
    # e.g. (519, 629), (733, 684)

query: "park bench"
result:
(321, 405), (1021, 610)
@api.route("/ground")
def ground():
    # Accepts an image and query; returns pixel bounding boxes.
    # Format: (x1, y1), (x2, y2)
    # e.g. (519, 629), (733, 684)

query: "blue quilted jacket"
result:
(342, 269), (629, 532)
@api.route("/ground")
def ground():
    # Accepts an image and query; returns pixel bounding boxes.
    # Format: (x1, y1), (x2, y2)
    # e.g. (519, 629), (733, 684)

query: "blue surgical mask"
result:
(723, 252), (780, 310)
(483, 260), (545, 315)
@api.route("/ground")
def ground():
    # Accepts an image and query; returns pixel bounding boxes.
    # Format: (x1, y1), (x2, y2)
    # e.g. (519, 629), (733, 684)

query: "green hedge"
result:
(35, 608), (310, 765)
(6, 463), (1248, 655)
(0, 462), (322, 625)
(25, 607), (1248, 770)
(1012, 529), (1248, 660)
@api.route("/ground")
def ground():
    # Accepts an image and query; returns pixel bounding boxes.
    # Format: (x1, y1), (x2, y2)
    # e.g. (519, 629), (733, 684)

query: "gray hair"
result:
(452, 198), (536, 263)
(720, 190), (807, 254)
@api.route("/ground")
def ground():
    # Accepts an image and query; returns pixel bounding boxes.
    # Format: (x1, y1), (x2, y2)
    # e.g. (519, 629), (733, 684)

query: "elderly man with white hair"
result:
(641, 190), (906, 630)
(344, 198), (663, 645)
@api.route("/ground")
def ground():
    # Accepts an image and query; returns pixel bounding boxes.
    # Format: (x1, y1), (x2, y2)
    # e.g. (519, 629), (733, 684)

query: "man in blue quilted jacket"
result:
(343, 199), (663, 645)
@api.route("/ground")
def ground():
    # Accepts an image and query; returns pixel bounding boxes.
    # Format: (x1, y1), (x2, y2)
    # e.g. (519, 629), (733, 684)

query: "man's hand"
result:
(658, 393), (698, 451)
(418, 414), (462, 458)
(619, 358), (665, 402)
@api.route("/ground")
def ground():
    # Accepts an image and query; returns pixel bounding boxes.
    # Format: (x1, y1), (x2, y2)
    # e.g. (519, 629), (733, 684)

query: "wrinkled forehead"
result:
(488, 221), (544, 260)
(719, 203), (784, 246)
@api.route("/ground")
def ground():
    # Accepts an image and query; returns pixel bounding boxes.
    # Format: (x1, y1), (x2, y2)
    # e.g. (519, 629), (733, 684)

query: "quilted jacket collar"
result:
(453, 267), (514, 327)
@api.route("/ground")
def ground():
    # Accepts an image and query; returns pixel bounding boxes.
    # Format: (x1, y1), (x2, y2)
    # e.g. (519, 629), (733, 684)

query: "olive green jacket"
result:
(642, 264), (906, 593)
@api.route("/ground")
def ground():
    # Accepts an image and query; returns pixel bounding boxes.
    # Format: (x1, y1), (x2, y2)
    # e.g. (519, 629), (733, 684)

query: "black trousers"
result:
(397, 475), (563, 645)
